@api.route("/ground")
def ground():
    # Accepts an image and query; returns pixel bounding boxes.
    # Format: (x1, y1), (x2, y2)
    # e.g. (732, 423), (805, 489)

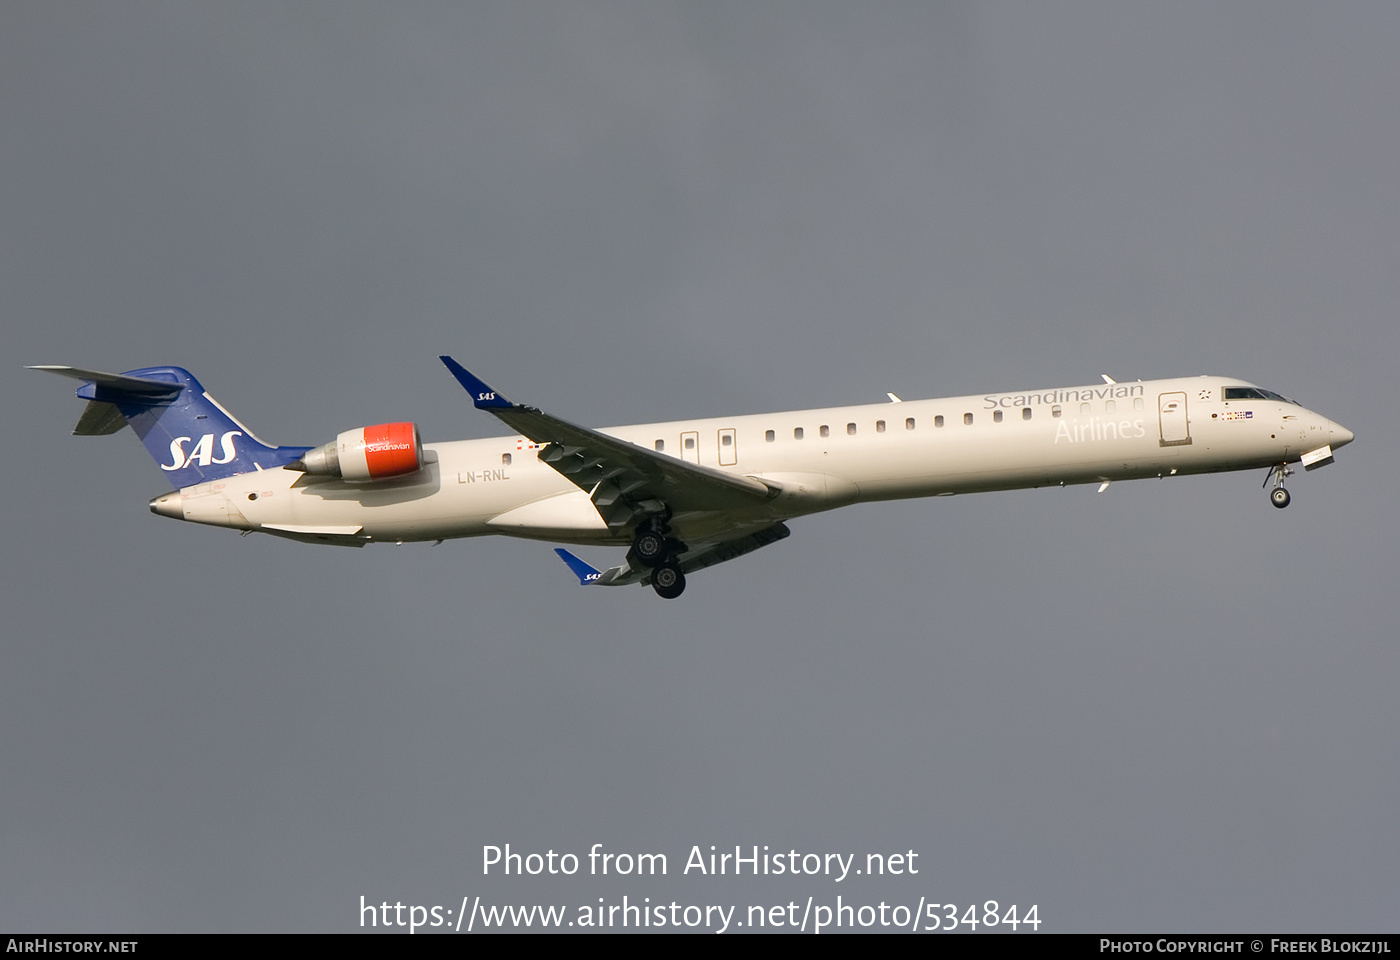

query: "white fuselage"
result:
(156, 376), (1352, 546)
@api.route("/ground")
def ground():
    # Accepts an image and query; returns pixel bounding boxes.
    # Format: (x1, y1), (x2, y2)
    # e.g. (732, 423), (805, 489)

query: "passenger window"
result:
(1134, 398), (1144, 411)
(1022, 408), (1032, 420)
(765, 430), (775, 442)
(794, 427), (804, 440)
(502, 453), (512, 466)
(820, 425), (830, 438)
(963, 413), (973, 425)
(876, 420), (886, 433)
(935, 415), (944, 428)
(993, 410), (1003, 423)
(847, 423), (857, 435)
(654, 439), (664, 452)
(1052, 405), (1062, 418)
(1081, 402), (1091, 415)
(905, 417), (915, 430)
(1105, 400), (1116, 413)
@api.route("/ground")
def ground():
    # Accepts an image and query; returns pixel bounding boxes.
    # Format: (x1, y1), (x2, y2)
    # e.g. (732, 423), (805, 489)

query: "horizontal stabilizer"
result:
(28, 365), (184, 398)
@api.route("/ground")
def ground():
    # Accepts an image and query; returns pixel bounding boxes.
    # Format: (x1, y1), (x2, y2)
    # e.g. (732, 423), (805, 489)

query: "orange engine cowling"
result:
(292, 422), (425, 480)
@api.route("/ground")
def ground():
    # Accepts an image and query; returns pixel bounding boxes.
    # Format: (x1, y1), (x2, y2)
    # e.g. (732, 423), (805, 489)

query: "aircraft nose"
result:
(1331, 421), (1355, 449)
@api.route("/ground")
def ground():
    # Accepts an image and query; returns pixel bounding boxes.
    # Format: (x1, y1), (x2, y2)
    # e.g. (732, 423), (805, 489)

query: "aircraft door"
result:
(681, 431), (700, 464)
(1158, 392), (1192, 446)
(718, 428), (737, 466)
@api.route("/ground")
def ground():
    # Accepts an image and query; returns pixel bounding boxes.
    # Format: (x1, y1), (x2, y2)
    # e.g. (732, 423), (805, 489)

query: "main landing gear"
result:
(651, 561), (685, 600)
(632, 519), (686, 599)
(1264, 463), (1293, 509)
(632, 527), (668, 566)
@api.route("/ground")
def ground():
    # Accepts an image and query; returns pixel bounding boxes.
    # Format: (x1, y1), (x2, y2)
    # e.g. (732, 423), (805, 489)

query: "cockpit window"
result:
(1224, 387), (1299, 405)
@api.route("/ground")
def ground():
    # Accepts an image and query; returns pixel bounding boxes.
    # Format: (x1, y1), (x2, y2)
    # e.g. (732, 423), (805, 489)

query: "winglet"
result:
(439, 356), (511, 408)
(554, 548), (603, 585)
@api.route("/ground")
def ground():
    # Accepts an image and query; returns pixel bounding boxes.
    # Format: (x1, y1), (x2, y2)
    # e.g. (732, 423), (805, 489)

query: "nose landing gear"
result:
(1264, 463), (1293, 508)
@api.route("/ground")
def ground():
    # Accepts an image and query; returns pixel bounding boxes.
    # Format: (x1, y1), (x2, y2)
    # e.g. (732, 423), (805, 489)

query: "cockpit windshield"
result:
(1223, 387), (1299, 405)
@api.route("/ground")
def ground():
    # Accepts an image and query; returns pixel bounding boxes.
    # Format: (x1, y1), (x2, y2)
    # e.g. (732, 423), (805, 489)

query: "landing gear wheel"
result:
(1263, 463), (1293, 509)
(651, 562), (685, 599)
(633, 528), (667, 567)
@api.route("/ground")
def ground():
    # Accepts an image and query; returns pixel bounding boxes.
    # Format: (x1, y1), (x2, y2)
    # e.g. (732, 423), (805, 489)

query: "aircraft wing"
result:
(440, 356), (776, 532)
(556, 521), (791, 586)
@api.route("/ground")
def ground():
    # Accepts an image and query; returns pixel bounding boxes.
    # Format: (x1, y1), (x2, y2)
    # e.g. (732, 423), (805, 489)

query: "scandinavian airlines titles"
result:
(984, 384), (1145, 408)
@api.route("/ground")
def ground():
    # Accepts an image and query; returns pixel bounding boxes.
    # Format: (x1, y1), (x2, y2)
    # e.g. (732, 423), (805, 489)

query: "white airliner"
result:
(33, 358), (1353, 599)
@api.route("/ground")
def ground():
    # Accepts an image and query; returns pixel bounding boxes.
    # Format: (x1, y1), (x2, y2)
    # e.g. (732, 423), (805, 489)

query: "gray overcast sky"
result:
(3, 2), (1396, 933)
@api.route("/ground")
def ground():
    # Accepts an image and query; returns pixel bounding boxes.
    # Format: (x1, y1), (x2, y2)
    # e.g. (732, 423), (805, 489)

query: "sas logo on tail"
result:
(161, 431), (243, 471)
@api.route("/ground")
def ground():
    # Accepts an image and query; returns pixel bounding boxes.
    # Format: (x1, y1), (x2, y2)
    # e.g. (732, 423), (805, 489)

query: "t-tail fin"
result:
(30, 365), (310, 487)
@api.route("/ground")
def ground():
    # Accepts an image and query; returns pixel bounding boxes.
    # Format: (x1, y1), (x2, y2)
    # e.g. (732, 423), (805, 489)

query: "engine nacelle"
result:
(291, 422), (425, 481)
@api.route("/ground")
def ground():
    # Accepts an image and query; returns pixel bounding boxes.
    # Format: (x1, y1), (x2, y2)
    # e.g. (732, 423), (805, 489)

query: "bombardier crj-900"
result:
(33, 358), (1352, 599)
